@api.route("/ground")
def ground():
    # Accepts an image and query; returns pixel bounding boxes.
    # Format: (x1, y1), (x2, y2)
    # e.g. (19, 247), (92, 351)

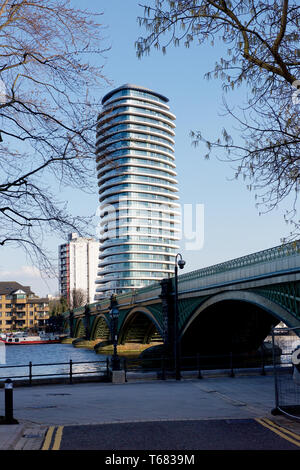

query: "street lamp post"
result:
(174, 253), (186, 380)
(109, 295), (120, 371)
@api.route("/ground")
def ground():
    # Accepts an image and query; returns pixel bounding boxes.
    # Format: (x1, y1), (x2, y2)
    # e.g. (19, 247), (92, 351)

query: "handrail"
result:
(177, 239), (300, 283)
(0, 358), (109, 385)
(63, 239), (299, 317)
(122, 349), (276, 381)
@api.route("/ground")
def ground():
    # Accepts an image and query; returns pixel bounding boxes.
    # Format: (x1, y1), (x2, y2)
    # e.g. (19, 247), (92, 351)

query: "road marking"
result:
(52, 426), (64, 450)
(261, 418), (300, 441)
(255, 418), (300, 448)
(41, 426), (55, 450)
(41, 426), (63, 450)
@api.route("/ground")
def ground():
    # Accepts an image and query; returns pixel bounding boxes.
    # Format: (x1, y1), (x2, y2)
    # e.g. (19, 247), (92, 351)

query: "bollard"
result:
(29, 361), (33, 385)
(4, 379), (18, 424)
(197, 354), (203, 379)
(123, 358), (128, 383)
(69, 359), (73, 384)
(106, 357), (110, 379)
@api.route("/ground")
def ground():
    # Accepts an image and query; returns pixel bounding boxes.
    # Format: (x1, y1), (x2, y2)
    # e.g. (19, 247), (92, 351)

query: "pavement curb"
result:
(13, 424), (48, 450)
(0, 423), (26, 450)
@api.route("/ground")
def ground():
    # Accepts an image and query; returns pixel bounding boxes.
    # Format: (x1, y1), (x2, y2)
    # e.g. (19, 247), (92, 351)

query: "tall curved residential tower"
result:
(95, 84), (180, 297)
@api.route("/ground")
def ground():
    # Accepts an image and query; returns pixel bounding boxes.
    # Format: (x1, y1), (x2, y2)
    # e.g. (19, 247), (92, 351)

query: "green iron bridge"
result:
(63, 240), (300, 356)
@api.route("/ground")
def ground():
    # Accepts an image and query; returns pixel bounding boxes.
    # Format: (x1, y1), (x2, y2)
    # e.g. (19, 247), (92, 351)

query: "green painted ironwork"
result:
(252, 282), (300, 321)
(146, 304), (164, 332)
(91, 316), (111, 340)
(177, 239), (299, 284)
(65, 239), (300, 342)
(74, 318), (85, 338)
(177, 297), (210, 332)
(65, 239), (299, 318)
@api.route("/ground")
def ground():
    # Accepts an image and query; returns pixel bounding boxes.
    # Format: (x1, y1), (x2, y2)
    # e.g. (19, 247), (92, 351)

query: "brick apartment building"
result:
(0, 282), (50, 332)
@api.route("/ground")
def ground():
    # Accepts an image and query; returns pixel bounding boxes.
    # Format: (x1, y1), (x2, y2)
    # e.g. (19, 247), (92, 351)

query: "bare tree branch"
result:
(136, 0), (300, 239)
(0, 0), (111, 273)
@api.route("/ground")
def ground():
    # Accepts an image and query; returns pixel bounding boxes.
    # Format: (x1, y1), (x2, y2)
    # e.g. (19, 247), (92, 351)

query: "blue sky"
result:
(0, 0), (296, 296)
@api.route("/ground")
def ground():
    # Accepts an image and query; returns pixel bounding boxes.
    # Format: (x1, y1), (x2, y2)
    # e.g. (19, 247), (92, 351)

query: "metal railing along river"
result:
(0, 350), (272, 386)
(123, 348), (273, 381)
(0, 358), (110, 386)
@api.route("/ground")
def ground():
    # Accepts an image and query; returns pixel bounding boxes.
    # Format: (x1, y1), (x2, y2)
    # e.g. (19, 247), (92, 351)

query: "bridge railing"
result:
(177, 239), (300, 290)
(63, 281), (162, 319)
(62, 239), (299, 319)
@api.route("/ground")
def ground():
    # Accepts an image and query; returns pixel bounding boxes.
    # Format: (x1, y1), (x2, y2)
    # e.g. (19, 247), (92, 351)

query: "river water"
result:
(0, 333), (299, 382)
(0, 343), (108, 381)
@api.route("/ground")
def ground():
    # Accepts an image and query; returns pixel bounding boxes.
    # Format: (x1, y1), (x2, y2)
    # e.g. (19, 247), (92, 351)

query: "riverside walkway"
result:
(0, 374), (300, 450)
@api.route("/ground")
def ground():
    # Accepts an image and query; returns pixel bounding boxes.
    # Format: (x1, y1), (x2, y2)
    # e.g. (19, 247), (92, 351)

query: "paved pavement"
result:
(0, 375), (299, 450)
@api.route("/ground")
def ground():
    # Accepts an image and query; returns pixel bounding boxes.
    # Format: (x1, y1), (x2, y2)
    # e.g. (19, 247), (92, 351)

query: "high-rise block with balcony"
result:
(96, 84), (180, 296)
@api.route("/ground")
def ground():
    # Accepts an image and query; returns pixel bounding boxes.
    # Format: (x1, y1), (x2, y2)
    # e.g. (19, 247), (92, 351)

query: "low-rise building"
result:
(0, 282), (50, 331)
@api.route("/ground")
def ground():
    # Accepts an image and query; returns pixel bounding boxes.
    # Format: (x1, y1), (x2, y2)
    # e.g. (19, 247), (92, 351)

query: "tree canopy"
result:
(49, 296), (68, 316)
(136, 0), (300, 239)
(0, 0), (109, 272)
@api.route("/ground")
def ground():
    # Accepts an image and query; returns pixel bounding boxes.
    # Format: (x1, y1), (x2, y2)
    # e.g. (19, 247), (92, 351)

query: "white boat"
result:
(0, 331), (61, 345)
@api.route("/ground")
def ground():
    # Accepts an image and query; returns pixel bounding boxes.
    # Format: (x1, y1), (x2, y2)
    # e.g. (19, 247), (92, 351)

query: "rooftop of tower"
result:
(101, 83), (169, 105)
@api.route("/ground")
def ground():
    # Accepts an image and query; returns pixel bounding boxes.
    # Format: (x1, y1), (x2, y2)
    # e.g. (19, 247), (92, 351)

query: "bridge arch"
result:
(119, 306), (163, 345)
(90, 315), (111, 341)
(74, 318), (85, 338)
(180, 290), (298, 355)
(62, 318), (69, 334)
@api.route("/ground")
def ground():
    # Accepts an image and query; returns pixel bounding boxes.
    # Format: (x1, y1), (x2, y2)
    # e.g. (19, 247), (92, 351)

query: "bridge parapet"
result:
(63, 282), (162, 320)
(62, 240), (299, 324)
(112, 283), (161, 307)
(177, 240), (300, 294)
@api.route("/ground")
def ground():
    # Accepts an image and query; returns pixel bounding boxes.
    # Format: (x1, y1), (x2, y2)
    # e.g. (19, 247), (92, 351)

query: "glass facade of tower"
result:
(95, 84), (180, 296)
